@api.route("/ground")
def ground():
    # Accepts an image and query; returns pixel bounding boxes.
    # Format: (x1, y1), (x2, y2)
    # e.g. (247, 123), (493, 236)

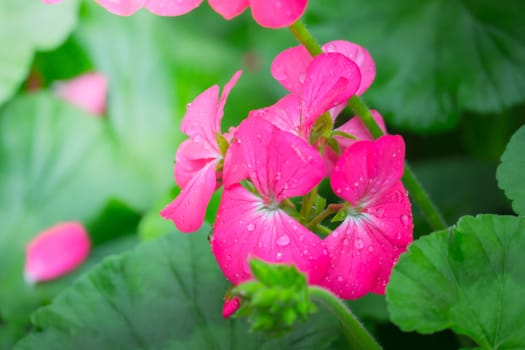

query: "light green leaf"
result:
(308, 0), (525, 132)
(387, 214), (525, 349)
(15, 228), (342, 350)
(497, 124), (525, 216)
(0, 0), (78, 106)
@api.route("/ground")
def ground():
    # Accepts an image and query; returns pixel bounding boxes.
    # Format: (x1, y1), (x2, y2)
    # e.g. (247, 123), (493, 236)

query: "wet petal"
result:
(271, 45), (312, 96)
(217, 70), (242, 122)
(208, 0), (249, 19)
(249, 94), (303, 137)
(322, 40), (376, 95)
(161, 161), (218, 232)
(25, 222), (90, 283)
(331, 135), (405, 206)
(303, 53), (361, 127)
(335, 110), (387, 150)
(250, 0), (307, 28)
(175, 139), (218, 188)
(145, 0), (203, 15)
(211, 184), (329, 284)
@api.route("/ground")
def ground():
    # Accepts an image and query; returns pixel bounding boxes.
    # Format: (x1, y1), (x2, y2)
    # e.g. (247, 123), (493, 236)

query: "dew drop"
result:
(276, 251), (283, 260)
(376, 207), (385, 218)
(400, 214), (410, 227)
(276, 235), (290, 246)
(337, 275), (344, 282)
(246, 223), (255, 232)
(354, 239), (364, 249)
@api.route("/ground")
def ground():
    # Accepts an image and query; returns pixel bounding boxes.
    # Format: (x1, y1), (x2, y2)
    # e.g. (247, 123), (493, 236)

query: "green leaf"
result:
(0, 0), (78, 106)
(497, 124), (525, 216)
(308, 0), (525, 132)
(387, 214), (525, 349)
(15, 228), (342, 350)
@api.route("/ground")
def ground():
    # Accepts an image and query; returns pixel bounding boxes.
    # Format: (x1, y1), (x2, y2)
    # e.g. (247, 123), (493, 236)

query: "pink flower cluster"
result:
(43, 0), (307, 28)
(162, 40), (413, 305)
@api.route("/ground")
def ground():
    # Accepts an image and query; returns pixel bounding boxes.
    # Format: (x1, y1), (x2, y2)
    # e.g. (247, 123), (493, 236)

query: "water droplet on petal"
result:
(400, 214), (410, 227)
(376, 207), (385, 218)
(337, 275), (344, 282)
(354, 239), (364, 249)
(276, 235), (290, 246)
(276, 252), (283, 260)
(246, 223), (255, 232)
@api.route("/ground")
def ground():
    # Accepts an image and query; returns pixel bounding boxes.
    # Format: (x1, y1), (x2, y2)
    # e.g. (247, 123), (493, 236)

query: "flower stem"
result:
(308, 286), (382, 350)
(308, 204), (342, 230)
(288, 20), (447, 231)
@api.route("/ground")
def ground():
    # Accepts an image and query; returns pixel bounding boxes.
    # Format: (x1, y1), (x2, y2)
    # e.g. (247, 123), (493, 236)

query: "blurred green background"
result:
(1, 0), (524, 348)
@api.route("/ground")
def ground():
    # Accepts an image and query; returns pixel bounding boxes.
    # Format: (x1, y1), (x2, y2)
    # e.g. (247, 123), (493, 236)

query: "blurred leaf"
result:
(15, 227), (342, 350)
(497, 124), (525, 216)
(387, 214), (525, 349)
(308, 0), (525, 132)
(0, 0), (78, 106)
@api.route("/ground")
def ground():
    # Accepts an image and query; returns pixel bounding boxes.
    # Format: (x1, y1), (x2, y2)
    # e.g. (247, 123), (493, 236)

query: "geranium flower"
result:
(208, 0), (307, 28)
(322, 135), (413, 299)
(25, 222), (91, 283)
(161, 71), (242, 232)
(211, 116), (329, 285)
(53, 72), (108, 116)
(42, 0), (202, 16)
(252, 52), (361, 139)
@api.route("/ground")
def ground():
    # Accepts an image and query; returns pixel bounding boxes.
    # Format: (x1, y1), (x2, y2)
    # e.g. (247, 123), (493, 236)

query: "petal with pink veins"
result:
(161, 161), (218, 232)
(174, 139), (219, 188)
(250, 0), (307, 28)
(211, 184), (329, 285)
(145, 0), (203, 15)
(271, 46), (312, 96)
(229, 116), (323, 201)
(208, 0), (249, 19)
(25, 222), (90, 283)
(322, 181), (412, 298)
(249, 94), (303, 137)
(302, 53), (361, 127)
(322, 40), (376, 96)
(330, 135), (405, 206)
(95, 0), (147, 16)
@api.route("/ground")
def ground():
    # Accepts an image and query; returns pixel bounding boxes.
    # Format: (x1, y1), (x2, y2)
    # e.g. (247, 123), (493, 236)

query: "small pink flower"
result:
(208, 0), (307, 28)
(211, 116), (329, 285)
(161, 71), (242, 232)
(42, 0), (203, 16)
(222, 296), (241, 318)
(54, 72), (108, 116)
(24, 222), (91, 284)
(253, 52), (361, 139)
(322, 135), (413, 299)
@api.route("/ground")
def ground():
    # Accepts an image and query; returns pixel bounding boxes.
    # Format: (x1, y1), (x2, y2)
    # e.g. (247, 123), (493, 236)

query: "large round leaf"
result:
(497, 125), (525, 216)
(15, 227), (342, 349)
(309, 0), (525, 132)
(387, 214), (525, 349)
(0, 0), (77, 106)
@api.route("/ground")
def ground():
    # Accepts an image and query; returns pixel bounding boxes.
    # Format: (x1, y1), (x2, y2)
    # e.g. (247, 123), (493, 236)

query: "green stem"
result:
(289, 20), (447, 231)
(308, 203), (342, 229)
(300, 185), (318, 222)
(309, 286), (382, 350)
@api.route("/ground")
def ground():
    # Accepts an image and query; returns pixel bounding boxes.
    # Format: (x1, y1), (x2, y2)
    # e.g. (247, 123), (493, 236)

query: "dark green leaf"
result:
(16, 228), (342, 350)
(497, 124), (525, 216)
(387, 214), (525, 349)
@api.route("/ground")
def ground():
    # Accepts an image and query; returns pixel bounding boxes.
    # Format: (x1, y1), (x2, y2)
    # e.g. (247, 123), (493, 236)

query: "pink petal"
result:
(321, 182), (412, 298)
(303, 53), (361, 128)
(211, 184), (329, 284)
(180, 85), (221, 150)
(161, 161), (218, 232)
(145, 0), (202, 15)
(208, 0), (249, 19)
(95, 0), (147, 16)
(54, 72), (108, 116)
(249, 94), (303, 137)
(217, 70), (242, 123)
(174, 139), (219, 188)
(222, 296), (241, 318)
(330, 135), (405, 206)
(250, 0), (307, 28)
(222, 134), (250, 188)
(335, 110), (387, 150)
(42, 0), (63, 3)
(230, 116), (324, 201)
(25, 222), (90, 283)
(271, 46), (312, 96)
(322, 40), (376, 95)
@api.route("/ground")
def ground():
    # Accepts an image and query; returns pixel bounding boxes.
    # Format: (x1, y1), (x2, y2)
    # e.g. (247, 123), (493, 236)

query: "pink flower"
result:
(208, 0), (307, 28)
(253, 52), (361, 139)
(211, 116), (329, 285)
(42, 0), (203, 16)
(24, 222), (91, 283)
(161, 71), (242, 232)
(272, 41), (375, 99)
(321, 135), (413, 299)
(54, 72), (108, 116)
